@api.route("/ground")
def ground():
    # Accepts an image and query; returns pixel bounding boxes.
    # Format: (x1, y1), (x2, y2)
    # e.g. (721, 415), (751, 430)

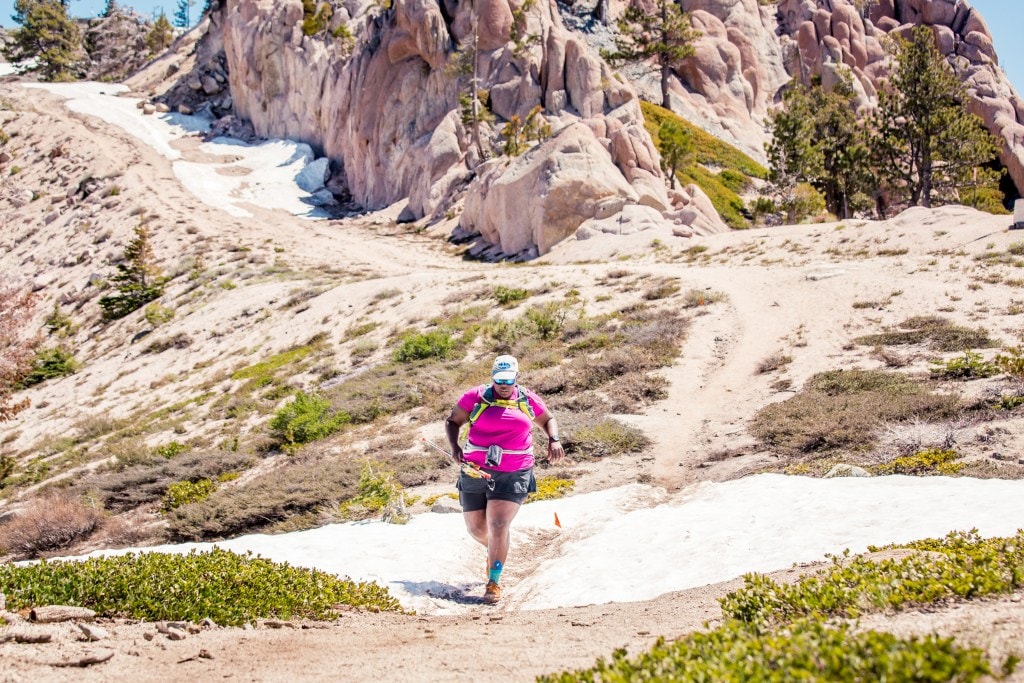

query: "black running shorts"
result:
(457, 466), (537, 512)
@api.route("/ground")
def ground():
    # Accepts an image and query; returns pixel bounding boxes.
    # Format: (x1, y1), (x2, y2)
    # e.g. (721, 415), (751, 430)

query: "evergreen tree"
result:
(447, 18), (492, 162)
(602, 0), (699, 110)
(173, 0), (194, 28)
(870, 25), (1002, 208)
(99, 223), (168, 321)
(103, 0), (119, 17)
(146, 13), (175, 55)
(657, 119), (694, 190)
(766, 75), (872, 219)
(4, 0), (85, 82)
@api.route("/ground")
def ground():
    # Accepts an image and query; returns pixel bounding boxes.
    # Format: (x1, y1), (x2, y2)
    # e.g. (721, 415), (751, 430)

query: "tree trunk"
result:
(920, 149), (932, 208)
(661, 62), (671, 110)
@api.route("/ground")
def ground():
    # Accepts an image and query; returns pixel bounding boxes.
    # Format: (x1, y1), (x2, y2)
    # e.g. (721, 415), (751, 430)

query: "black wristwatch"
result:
(548, 436), (559, 442)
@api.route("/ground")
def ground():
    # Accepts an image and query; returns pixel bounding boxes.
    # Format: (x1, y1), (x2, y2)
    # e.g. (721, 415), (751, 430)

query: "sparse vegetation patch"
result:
(854, 316), (996, 352)
(750, 370), (960, 459)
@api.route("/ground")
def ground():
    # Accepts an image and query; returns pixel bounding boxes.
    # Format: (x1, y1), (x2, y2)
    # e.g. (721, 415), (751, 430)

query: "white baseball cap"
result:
(491, 354), (519, 382)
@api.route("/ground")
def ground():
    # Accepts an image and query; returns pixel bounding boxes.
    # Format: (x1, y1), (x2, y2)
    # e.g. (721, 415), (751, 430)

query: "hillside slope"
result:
(3, 79), (1024, 679)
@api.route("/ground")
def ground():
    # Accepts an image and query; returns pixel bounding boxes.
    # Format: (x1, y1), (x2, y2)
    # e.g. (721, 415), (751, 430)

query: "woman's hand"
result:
(547, 440), (565, 464)
(452, 445), (464, 465)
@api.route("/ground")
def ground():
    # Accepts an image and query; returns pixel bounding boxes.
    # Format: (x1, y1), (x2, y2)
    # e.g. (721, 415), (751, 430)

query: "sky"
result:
(0, 1), (1021, 94)
(13, 80), (1024, 616)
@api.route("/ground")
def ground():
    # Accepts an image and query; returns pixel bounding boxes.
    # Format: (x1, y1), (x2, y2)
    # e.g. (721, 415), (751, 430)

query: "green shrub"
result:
(45, 301), (76, 337)
(929, 350), (999, 379)
(718, 168), (751, 194)
(525, 302), (568, 340)
(143, 303), (175, 327)
(19, 346), (78, 386)
(232, 343), (316, 384)
(540, 619), (990, 682)
(494, 285), (529, 306)
(153, 441), (189, 459)
(527, 477), (574, 503)
(0, 548), (402, 625)
(874, 448), (964, 475)
(393, 330), (458, 362)
(162, 478), (217, 511)
(722, 529), (1024, 630)
(301, 0), (332, 35)
(340, 462), (408, 523)
(270, 391), (349, 446)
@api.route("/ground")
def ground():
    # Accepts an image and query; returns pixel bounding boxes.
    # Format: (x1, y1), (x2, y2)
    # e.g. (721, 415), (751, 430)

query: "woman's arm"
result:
(445, 405), (470, 464)
(534, 412), (565, 464)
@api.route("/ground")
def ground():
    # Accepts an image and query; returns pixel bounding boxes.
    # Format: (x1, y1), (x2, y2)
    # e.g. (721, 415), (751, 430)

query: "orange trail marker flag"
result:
(554, 512), (561, 528)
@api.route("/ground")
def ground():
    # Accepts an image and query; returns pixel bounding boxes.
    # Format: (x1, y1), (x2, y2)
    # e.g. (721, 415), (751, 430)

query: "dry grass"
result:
(79, 450), (253, 512)
(0, 493), (103, 559)
(750, 370), (962, 461)
(757, 352), (793, 374)
(854, 316), (997, 352)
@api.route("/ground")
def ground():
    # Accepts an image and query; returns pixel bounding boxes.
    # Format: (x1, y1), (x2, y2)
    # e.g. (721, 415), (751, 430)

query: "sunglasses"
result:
(493, 378), (516, 386)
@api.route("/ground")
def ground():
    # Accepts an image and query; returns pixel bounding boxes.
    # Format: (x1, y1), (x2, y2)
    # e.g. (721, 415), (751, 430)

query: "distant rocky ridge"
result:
(82, 10), (155, 82)
(145, 0), (1023, 258)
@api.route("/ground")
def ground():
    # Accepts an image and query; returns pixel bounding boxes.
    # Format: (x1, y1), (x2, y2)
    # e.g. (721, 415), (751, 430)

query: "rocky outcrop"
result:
(82, 11), (154, 82)
(666, 0), (792, 163)
(773, 0), (1024, 197)
(193, 0), (695, 256)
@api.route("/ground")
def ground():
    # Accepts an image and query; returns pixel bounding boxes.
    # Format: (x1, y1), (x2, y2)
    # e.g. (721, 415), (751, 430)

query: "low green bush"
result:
(546, 532), (1024, 682)
(874, 448), (963, 475)
(339, 462), (408, 523)
(929, 350), (999, 379)
(393, 330), (458, 362)
(527, 477), (574, 503)
(162, 478), (217, 511)
(20, 346), (78, 386)
(494, 285), (529, 306)
(270, 391), (349, 446)
(0, 548), (402, 625)
(540, 619), (991, 682)
(723, 530), (1024, 630)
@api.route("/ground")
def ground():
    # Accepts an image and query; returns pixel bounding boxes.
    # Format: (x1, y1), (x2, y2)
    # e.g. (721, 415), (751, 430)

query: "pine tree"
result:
(173, 0), (194, 28)
(448, 18), (492, 162)
(99, 223), (168, 321)
(602, 0), (699, 110)
(766, 75), (872, 219)
(146, 13), (175, 55)
(870, 25), (1002, 208)
(657, 119), (694, 190)
(0, 285), (38, 421)
(4, 0), (85, 82)
(103, 0), (119, 17)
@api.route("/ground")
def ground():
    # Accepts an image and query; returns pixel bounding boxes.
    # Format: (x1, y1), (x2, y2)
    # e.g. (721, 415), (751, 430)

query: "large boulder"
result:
(460, 122), (643, 256)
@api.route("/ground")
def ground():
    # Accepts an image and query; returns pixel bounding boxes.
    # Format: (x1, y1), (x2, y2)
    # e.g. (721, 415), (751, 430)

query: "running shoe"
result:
(482, 580), (501, 604)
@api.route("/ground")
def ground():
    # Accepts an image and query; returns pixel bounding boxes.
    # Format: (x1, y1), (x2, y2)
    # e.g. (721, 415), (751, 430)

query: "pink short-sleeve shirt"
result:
(457, 384), (547, 472)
